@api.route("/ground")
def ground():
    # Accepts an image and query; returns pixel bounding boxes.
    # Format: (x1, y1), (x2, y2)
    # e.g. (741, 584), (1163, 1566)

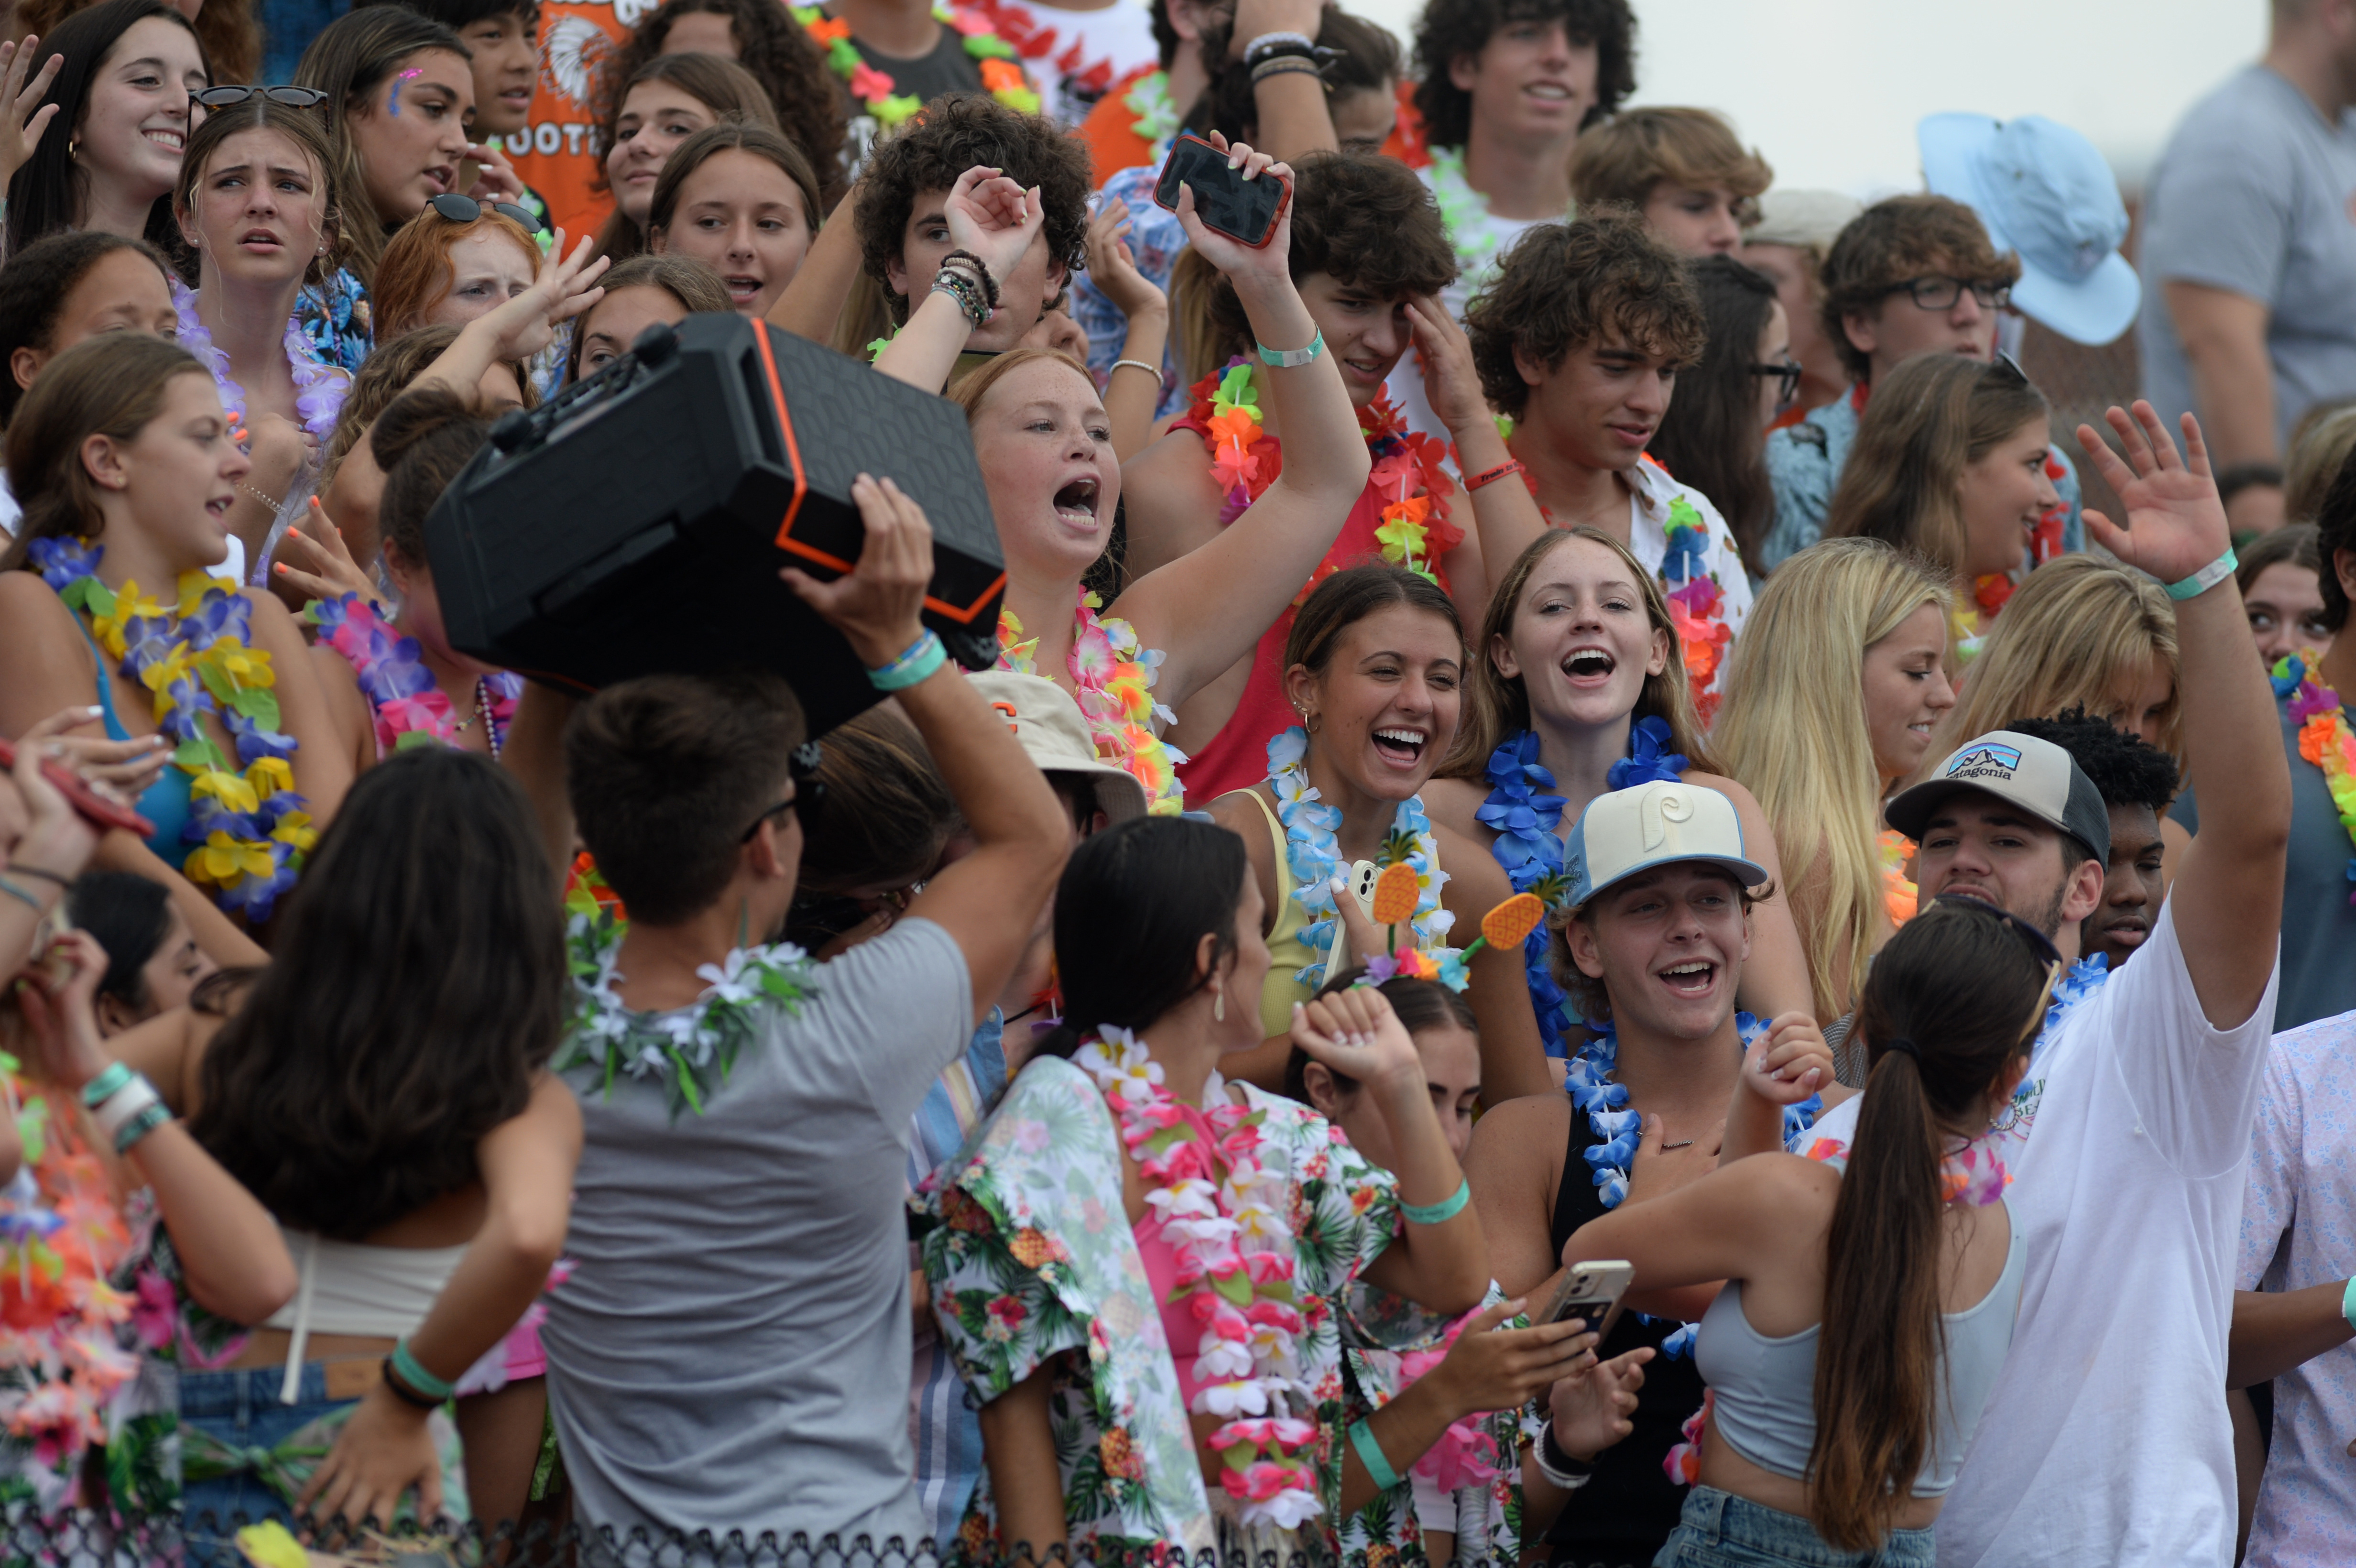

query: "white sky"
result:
(1346, 0), (2271, 199)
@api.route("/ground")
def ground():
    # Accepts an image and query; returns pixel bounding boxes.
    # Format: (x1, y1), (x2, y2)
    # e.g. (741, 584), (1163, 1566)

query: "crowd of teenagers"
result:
(0, 0), (2352, 1564)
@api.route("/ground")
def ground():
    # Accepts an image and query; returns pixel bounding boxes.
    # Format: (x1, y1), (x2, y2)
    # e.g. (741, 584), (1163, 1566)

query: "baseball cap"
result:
(1917, 112), (2140, 347)
(1884, 730), (2111, 866)
(965, 671), (1147, 825)
(1564, 780), (1769, 910)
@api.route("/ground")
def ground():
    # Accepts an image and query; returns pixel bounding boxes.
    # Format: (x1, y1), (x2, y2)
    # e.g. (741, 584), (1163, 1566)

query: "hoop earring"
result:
(1302, 710), (1321, 736)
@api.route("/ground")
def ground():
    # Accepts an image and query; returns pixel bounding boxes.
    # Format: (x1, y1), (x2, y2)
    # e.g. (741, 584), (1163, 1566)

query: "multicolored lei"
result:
(998, 586), (1186, 815)
(2274, 651), (2356, 904)
(794, 3), (1039, 131)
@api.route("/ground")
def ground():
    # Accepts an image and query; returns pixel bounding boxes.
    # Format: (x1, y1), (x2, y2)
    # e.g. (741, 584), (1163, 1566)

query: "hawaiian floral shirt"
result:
(294, 268), (373, 377)
(922, 1057), (1448, 1561)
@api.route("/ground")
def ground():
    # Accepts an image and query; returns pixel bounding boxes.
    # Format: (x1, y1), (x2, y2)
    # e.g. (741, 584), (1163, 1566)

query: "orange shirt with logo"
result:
(491, 0), (640, 243)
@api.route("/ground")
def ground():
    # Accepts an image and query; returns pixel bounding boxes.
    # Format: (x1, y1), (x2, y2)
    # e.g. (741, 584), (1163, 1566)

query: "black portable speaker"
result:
(422, 312), (1005, 738)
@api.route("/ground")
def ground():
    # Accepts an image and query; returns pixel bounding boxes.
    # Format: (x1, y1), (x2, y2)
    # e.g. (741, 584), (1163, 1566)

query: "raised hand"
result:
(272, 498), (381, 609)
(1741, 1011), (1831, 1108)
(1547, 1343), (1654, 1461)
(781, 473), (934, 669)
(0, 37), (63, 187)
(1407, 294), (1487, 438)
(1084, 196), (1167, 320)
(13, 929), (114, 1092)
(483, 226), (609, 362)
(1171, 133), (1294, 294)
(463, 141), (526, 205)
(2073, 402), (2231, 585)
(1290, 984), (1422, 1090)
(944, 164), (1046, 303)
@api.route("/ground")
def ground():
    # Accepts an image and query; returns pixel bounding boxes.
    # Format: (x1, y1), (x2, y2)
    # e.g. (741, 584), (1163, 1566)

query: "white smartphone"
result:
(1539, 1260), (1636, 1340)
(1322, 859), (1382, 974)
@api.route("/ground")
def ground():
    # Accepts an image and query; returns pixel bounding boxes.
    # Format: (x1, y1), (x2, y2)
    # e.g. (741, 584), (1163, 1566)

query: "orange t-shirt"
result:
(490, 0), (632, 245)
(1076, 62), (1163, 185)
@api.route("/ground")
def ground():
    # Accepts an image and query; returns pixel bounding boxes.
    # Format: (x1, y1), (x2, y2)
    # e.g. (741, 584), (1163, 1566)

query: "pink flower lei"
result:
(1073, 1028), (1325, 1531)
(173, 280), (350, 451)
(303, 593), (520, 757)
(997, 586), (1187, 815)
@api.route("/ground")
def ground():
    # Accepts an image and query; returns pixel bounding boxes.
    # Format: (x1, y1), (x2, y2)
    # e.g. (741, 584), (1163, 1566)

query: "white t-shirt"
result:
(1800, 902), (2279, 1568)
(990, 0), (1157, 124)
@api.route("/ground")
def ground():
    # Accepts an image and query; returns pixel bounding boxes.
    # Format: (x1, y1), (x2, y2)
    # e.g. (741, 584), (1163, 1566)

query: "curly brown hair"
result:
(597, 0), (847, 210)
(1464, 207), (1704, 419)
(1818, 195), (2019, 383)
(1178, 150), (1456, 382)
(854, 92), (1093, 298)
(1410, 0), (1634, 154)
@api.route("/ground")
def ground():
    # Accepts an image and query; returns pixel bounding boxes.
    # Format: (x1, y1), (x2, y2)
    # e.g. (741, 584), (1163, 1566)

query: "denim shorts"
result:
(178, 1362), (354, 1562)
(1653, 1485), (1936, 1568)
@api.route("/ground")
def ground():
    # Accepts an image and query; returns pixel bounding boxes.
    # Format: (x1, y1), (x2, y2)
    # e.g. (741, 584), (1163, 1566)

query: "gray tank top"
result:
(1691, 1200), (2025, 1497)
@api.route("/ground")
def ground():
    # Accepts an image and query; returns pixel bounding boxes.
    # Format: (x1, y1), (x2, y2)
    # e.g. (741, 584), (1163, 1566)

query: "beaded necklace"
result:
(29, 538), (312, 920)
(173, 281), (349, 451)
(997, 586), (1186, 814)
(557, 910), (821, 1119)
(1265, 726), (1451, 987)
(2274, 652), (2356, 902)
(305, 593), (520, 758)
(794, 2), (1039, 132)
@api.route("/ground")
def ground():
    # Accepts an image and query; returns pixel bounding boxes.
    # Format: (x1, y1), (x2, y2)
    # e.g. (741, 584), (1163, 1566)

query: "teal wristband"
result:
(111, 1101), (170, 1155)
(1399, 1176), (1471, 1226)
(1348, 1418), (1400, 1491)
(1257, 327), (1324, 369)
(867, 630), (947, 692)
(0, 877), (43, 914)
(391, 1338), (455, 1402)
(2341, 1277), (2356, 1333)
(2164, 546), (2237, 601)
(82, 1062), (133, 1109)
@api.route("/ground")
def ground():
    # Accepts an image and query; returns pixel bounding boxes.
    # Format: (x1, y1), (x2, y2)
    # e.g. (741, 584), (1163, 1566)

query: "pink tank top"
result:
(1133, 1211), (1215, 1404)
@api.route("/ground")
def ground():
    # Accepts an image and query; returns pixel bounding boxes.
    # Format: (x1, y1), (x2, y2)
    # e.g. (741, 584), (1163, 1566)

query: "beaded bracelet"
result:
(932, 269), (989, 328)
(1111, 359), (1162, 381)
(1250, 56), (1322, 83)
(940, 248), (1001, 310)
(1242, 29), (1317, 63)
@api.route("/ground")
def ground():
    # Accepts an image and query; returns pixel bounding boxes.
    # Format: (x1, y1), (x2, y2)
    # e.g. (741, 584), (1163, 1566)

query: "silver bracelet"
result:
(1110, 359), (1162, 381)
(1530, 1421), (1594, 1491)
(1242, 29), (1317, 61)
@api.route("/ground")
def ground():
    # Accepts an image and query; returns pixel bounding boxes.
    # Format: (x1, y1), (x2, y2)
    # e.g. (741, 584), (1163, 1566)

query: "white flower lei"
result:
(556, 910), (820, 1119)
(1073, 1026), (1324, 1530)
(1265, 726), (1452, 986)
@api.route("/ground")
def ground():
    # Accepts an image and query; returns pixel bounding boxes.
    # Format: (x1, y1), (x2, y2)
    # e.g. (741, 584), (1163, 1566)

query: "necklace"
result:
(173, 280), (349, 453)
(305, 593), (520, 759)
(1423, 144), (1527, 304)
(1123, 67), (1175, 161)
(1072, 1027), (1323, 1531)
(2276, 652), (2356, 903)
(794, 2), (1039, 132)
(1478, 720), (1688, 1058)
(556, 909), (820, 1119)
(997, 585), (1185, 815)
(1266, 725), (1451, 988)
(29, 537), (313, 919)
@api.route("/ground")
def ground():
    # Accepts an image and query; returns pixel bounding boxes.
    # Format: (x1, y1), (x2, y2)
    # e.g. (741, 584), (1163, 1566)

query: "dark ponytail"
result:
(1810, 900), (2050, 1549)
(371, 384), (491, 571)
(1038, 817), (1247, 1060)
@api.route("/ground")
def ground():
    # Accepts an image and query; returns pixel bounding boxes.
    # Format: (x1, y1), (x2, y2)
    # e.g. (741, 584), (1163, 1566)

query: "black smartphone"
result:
(1152, 131), (1289, 248)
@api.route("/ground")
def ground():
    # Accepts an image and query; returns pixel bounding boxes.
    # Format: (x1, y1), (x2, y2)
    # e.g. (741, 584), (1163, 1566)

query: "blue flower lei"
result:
(1266, 726), (1452, 987)
(1477, 717), (1689, 1057)
(1568, 1009), (1822, 1358)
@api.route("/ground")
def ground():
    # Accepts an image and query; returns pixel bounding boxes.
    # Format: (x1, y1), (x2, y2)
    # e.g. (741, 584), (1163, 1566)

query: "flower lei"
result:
(1266, 726), (1452, 987)
(173, 280), (349, 453)
(2273, 652), (2356, 904)
(1073, 1028), (1324, 1531)
(1393, 1307), (1513, 1492)
(794, 3), (1039, 132)
(303, 593), (520, 756)
(997, 586), (1186, 815)
(1191, 359), (1457, 585)
(1424, 145), (1517, 306)
(1123, 67), (1176, 162)
(29, 538), (312, 919)
(1477, 720), (1687, 1059)
(556, 909), (820, 1119)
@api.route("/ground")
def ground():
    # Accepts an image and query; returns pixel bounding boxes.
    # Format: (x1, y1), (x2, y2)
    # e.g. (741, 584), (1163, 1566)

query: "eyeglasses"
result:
(1987, 348), (2031, 386)
(427, 191), (546, 234)
(193, 85), (329, 109)
(1928, 893), (2066, 1042)
(1748, 359), (1803, 411)
(1882, 275), (2013, 313)
(740, 741), (828, 842)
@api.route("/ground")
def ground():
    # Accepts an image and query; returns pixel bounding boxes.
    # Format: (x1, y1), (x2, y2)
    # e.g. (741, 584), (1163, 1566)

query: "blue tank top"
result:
(72, 616), (194, 856)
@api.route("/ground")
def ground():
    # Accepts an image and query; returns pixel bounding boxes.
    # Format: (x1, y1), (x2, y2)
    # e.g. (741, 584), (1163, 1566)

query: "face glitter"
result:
(389, 65), (423, 114)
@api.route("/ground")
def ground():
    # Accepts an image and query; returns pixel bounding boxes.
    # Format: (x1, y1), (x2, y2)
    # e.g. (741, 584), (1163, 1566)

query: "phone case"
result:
(0, 736), (157, 840)
(1150, 132), (1291, 249)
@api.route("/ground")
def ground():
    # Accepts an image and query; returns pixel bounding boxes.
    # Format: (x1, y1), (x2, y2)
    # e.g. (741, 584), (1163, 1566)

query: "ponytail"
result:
(1809, 901), (2049, 1548)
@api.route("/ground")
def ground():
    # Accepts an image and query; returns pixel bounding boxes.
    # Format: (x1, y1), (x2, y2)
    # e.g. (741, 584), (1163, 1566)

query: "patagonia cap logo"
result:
(1947, 741), (2023, 781)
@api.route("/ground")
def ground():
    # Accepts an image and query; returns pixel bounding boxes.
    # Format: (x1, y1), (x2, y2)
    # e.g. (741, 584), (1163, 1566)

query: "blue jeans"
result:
(1654, 1485), (1936, 1568)
(179, 1361), (353, 1558)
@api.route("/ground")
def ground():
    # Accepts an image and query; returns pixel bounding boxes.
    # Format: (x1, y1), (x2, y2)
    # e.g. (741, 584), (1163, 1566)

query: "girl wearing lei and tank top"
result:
(1423, 527), (1813, 1063)
(873, 144), (1374, 820)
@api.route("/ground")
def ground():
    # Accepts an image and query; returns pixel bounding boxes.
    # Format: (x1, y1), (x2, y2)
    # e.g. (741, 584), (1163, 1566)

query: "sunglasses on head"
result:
(193, 85), (329, 109)
(428, 191), (546, 234)
(1929, 893), (2066, 1041)
(739, 741), (828, 843)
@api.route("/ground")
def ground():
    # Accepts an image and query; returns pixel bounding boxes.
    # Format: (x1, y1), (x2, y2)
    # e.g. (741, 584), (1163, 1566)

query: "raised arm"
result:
(1719, 1013), (1832, 1165)
(1108, 141), (1373, 708)
(1408, 294), (1548, 612)
(1084, 197), (1171, 464)
(767, 180), (869, 345)
(872, 167), (1047, 394)
(782, 477), (1069, 1026)
(2074, 403), (2290, 1026)
(414, 229), (608, 401)
(1226, 0), (1339, 163)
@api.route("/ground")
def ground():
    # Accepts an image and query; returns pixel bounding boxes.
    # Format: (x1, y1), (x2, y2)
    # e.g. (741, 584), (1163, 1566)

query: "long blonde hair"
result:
(1713, 539), (1953, 1018)
(1440, 526), (1712, 780)
(1930, 554), (2181, 767)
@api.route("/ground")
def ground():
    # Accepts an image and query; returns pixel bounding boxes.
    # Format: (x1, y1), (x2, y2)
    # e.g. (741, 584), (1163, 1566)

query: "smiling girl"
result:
(170, 95), (353, 575)
(2, 0), (209, 258)
(645, 122), (817, 318)
(589, 53), (777, 267)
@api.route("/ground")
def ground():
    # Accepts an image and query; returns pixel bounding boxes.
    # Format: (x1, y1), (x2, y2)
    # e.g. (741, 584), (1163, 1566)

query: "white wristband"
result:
(90, 1075), (161, 1142)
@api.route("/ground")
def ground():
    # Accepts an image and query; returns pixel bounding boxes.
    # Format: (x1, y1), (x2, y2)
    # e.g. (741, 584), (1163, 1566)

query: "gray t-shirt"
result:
(2138, 65), (2356, 448)
(542, 917), (972, 1545)
(2167, 691), (2356, 1031)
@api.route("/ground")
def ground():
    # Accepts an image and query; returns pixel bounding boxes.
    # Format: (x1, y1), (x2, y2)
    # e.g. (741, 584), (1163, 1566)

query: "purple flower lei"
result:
(173, 280), (349, 449)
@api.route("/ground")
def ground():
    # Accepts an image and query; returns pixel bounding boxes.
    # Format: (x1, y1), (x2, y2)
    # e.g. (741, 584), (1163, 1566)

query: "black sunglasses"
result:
(428, 191), (546, 234)
(1748, 359), (1803, 411)
(1929, 892), (2064, 969)
(193, 85), (328, 109)
(740, 742), (828, 842)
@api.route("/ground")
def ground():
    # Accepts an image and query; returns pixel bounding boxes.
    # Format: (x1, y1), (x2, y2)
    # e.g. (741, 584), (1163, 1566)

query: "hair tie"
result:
(1881, 1037), (1923, 1066)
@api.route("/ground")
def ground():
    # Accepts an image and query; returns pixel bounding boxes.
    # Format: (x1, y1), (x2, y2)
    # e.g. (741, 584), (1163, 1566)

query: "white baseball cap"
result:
(965, 671), (1147, 825)
(1564, 780), (1769, 910)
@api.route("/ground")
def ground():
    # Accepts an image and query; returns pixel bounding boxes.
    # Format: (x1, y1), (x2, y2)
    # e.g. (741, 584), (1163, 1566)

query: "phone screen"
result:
(1153, 135), (1285, 246)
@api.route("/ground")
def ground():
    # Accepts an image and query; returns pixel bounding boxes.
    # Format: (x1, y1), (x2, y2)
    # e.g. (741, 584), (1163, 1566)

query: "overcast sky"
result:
(1348, 0), (2272, 200)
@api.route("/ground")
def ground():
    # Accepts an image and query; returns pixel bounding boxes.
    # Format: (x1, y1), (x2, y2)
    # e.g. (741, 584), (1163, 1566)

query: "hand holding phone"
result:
(1538, 1260), (1636, 1342)
(1154, 131), (1291, 250)
(0, 732), (153, 842)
